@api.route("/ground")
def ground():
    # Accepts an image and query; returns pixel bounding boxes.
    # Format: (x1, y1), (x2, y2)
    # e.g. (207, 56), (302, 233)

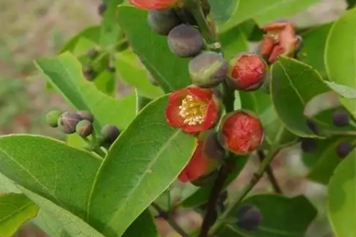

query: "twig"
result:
(208, 147), (281, 236)
(151, 203), (191, 237)
(257, 150), (282, 194)
(198, 164), (230, 237)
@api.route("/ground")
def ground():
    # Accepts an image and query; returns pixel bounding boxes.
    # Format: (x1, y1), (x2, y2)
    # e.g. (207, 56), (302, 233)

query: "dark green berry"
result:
(98, 3), (107, 16)
(147, 9), (181, 36)
(332, 109), (350, 127)
(167, 24), (203, 58)
(189, 51), (228, 88)
(58, 112), (81, 134)
(336, 142), (353, 158)
(86, 48), (99, 59)
(203, 131), (226, 160)
(237, 205), (263, 231)
(45, 110), (61, 127)
(77, 110), (94, 122)
(101, 124), (120, 144)
(300, 138), (317, 153)
(76, 120), (93, 137)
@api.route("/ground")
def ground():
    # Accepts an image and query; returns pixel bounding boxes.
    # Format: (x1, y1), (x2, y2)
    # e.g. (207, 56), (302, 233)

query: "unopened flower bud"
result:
(237, 205), (263, 231)
(147, 9), (181, 36)
(58, 112), (82, 134)
(101, 124), (120, 144)
(332, 109), (350, 127)
(189, 51), (228, 88)
(45, 110), (61, 128)
(168, 24), (204, 58)
(218, 110), (264, 155)
(76, 120), (93, 137)
(228, 53), (268, 91)
(336, 142), (353, 158)
(77, 110), (94, 123)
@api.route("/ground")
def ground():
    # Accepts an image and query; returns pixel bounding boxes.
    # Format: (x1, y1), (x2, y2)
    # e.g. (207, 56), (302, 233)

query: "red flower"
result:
(219, 110), (264, 155)
(259, 22), (300, 64)
(129, 0), (179, 10)
(166, 87), (221, 134)
(228, 53), (267, 91)
(178, 140), (219, 183)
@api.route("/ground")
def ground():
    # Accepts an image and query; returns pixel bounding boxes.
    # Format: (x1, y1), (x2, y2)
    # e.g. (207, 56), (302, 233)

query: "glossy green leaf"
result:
(220, 27), (249, 61)
(117, 6), (191, 92)
(328, 150), (356, 237)
(0, 135), (101, 219)
(209, 0), (239, 25)
(116, 49), (163, 99)
(298, 23), (332, 79)
(325, 9), (356, 118)
(123, 210), (159, 237)
(239, 90), (297, 147)
(271, 57), (330, 138)
(0, 193), (39, 237)
(219, 0), (321, 33)
(33, 210), (71, 237)
(180, 157), (248, 208)
(88, 95), (196, 237)
(60, 26), (101, 53)
(305, 137), (355, 185)
(36, 52), (136, 130)
(0, 135), (104, 237)
(93, 70), (116, 96)
(232, 194), (317, 237)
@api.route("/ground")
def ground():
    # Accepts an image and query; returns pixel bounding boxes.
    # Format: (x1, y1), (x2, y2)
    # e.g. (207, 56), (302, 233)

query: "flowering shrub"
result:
(0, 1), (356, 237)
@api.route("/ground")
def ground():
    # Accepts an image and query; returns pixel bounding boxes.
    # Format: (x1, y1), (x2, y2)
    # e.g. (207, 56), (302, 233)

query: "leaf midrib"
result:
(0, 201), (33, 224)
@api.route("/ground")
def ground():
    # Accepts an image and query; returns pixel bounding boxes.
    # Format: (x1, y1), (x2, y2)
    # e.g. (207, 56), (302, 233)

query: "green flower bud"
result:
(101, 124), (120, 144)
(58, 112), (81, 134)
(45, 110), (61, 127)
(76, 120), (93, 137)
(77, 110), (94, 123)
(189, 51), (228, 88)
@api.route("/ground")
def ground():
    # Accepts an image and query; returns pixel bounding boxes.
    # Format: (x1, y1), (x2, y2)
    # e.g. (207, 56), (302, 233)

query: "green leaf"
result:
(33, 210), (71, 237)
(116, 49), (164, 99)
(100, 0), (124, 47)
(0, 135), (105, 237)
(0, 135), (101, 219)
(123, 210), (159, 237)
(271, 57), (330, 138)
(60, 26), (101, 53)
(220, 27), (249, 61)
(93, 70), (116, 96)
(231, 194), (317, 237)
(304, 137), (356, 185)
(325, 9), (356, 118)
(239, 90), (297, 147)
(180, 157), (248, 208)
(328, 150), (356, 237)
(36, 52), (136, 130)
(117, 6), (191, 92)
(88, 95), (196, 237)
(209, 0), (239, 25)
(219, 0), (321, 33)
(298, 23), (332, 79)
(0, 193), (39, 237)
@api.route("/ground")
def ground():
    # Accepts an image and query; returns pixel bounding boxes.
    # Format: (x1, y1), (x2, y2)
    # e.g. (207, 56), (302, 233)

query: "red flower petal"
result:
(178, 141), (212, 183)
(187, 87), (212, 101)
(165, 89), (188, 127)
(202, 99), (219, 129)
(129, 0), (179, 10)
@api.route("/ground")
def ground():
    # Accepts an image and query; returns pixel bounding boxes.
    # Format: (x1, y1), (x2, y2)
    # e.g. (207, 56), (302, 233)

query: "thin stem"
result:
(83, 136), (106, 158)
(257, 150), (282, 194)
(208, 147), (281, 236)
(151, 203), (191, 237)
(324, 129), (356, 137)
(199, 164), (230, 237)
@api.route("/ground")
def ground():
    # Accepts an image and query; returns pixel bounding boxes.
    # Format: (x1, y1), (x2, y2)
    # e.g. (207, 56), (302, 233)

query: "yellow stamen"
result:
(179, 95), (207, 125)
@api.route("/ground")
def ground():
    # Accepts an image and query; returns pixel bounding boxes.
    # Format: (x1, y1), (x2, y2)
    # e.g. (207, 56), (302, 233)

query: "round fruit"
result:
(147, 9), (181, 35)
(58, 112), (82, 134)
(76, 120), (93, 137)
(45, 110), (62, 128)
(101, 124), (120, 144)
(336, 142), (353, 158)
(332, 109), (350, 127)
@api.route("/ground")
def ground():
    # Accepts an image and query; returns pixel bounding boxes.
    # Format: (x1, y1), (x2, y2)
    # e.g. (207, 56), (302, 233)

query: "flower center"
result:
(179, 95), (207, 125)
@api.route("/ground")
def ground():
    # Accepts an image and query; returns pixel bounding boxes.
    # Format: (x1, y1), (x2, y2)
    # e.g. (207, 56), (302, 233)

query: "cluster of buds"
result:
(258, 21), (302, 65)
(82, 48), (116, 81)
(45, 110), (121, 149)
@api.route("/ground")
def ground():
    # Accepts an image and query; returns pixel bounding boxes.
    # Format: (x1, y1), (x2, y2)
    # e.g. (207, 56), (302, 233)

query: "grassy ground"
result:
(0, 0), (347, 236)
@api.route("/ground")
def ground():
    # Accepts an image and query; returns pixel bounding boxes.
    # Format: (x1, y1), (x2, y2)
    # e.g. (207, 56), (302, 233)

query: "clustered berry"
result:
(45, 110), (121, 149)
(129, 0), (304, 183)
(82, 48), (116, 81)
